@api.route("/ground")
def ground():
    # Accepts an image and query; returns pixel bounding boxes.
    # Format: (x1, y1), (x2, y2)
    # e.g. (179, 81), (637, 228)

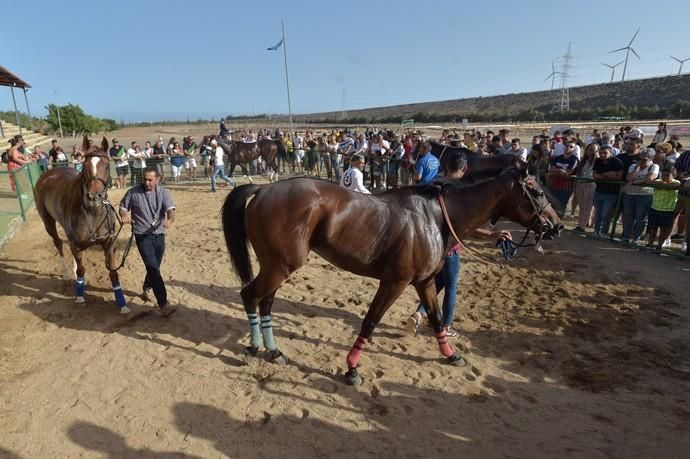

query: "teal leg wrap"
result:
(247, 313), (263, 349)
(260, 315), (277, 351)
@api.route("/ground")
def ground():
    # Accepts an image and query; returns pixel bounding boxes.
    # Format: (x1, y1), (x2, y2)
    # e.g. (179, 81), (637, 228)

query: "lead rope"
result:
(437, 194), (505, 269)
(103, 200), (135, 272)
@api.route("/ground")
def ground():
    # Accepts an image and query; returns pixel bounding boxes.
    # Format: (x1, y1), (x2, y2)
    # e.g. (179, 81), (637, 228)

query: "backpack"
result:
(1, 150), (8, 164)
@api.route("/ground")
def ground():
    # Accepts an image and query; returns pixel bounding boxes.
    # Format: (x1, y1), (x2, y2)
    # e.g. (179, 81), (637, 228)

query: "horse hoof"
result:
(243, 347), (259, 364)
(345, 369), (363, 386)
(447, 353), (468, 367)
(120, 306), (131, 315)
(75, 296), (85, 304)
(269, 350), (288, 365)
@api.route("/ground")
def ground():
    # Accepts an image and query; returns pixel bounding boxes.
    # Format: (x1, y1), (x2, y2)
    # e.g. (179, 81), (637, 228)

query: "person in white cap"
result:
(210, 139), (235, 192)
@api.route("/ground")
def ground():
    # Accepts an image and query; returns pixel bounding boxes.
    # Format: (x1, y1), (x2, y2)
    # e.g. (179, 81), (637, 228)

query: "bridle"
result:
(510, 177), (555, 248)
(80, 152), (134, 271)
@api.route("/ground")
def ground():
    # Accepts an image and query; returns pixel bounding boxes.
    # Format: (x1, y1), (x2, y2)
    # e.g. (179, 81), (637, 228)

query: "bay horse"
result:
(222, 164), (562, 385)
(34, 136), (131, 314)
(216, 138), (285, 183)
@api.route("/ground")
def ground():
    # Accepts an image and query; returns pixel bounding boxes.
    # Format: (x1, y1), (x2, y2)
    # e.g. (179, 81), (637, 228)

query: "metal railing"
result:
(0, 161), (41, 221)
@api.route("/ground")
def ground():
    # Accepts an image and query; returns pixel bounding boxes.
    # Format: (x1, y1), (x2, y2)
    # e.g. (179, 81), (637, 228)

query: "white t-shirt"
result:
(340, 167), (370, 194)
(213, 146), (224, 166)
(128, 148), (147, 168)
(507, 147), (528, 162)
(626, 163), (659, 195)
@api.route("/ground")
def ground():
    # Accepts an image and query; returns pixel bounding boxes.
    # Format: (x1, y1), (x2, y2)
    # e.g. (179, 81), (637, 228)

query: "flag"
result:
(266, 38), (283, 51)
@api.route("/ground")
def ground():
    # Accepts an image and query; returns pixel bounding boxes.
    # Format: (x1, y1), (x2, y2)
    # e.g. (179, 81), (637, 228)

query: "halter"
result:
(510, 178), (555, 248)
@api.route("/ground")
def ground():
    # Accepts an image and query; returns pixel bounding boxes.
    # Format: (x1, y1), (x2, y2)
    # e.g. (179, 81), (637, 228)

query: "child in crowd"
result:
(646, 167), (680, 250)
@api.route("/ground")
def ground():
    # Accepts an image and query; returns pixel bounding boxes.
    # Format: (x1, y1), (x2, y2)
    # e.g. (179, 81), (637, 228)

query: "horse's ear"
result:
(101, 136), (109, 152)
(82, 135), (90, 152)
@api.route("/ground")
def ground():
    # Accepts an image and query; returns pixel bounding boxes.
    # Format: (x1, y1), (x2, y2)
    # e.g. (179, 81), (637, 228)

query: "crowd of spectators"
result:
(5, 120), (689, 256)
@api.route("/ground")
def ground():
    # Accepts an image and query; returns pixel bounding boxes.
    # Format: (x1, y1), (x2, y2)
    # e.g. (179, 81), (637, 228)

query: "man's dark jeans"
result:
(135, 233), (167, 306)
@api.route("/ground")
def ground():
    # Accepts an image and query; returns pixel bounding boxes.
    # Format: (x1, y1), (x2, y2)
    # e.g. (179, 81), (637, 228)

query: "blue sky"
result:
(4, 0), (690, 122)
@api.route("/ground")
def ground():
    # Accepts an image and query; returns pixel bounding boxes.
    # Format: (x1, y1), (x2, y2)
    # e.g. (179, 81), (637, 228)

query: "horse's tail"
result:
(222, 184), (261, 285)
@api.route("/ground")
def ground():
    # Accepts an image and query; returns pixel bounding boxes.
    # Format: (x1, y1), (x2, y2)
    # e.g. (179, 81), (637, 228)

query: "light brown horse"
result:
(222, 164), (562, 385)
(34, 136), (131, 313)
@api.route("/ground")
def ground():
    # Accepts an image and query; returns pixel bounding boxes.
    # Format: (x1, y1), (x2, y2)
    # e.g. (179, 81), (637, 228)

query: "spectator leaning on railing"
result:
(672, 148), (690, 254)
(6, 135), (32, 192)
(547, 140), (578, 213)
(574, 143), (598, 232)
(647, 166), (680, 250)
(622, 148), (659, 244)
(592, 145), (624, 237)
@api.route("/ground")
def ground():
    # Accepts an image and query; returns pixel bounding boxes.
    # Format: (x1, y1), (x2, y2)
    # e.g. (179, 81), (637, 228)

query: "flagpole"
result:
(281, 19), (294, 137)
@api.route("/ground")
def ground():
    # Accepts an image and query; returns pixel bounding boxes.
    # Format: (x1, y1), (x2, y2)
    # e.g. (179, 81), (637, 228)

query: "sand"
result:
(1, 176), (690, 458)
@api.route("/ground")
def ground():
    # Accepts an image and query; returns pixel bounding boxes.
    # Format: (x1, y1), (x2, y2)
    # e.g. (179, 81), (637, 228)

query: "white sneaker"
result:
(682, 242), (688, 252)
(662, 239), (671, 248)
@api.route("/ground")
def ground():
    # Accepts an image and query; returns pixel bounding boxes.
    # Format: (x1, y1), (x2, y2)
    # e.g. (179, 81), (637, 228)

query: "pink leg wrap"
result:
(436, 330), (454, 358)
(346, 336), (368, 369)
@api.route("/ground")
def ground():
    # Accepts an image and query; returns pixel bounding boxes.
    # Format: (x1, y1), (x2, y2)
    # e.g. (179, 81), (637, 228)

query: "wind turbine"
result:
(609, 28), (640, 81)
(601, 60), (624, 83)
(544, 61), (563, 90)
(670, 55), (690, 75)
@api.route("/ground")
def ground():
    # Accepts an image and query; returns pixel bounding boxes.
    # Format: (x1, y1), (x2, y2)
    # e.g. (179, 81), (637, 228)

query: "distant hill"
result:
(284, 74), (690, 123)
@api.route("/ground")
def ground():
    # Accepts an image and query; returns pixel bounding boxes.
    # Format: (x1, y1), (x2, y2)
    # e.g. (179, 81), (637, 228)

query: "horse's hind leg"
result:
(344, 280), (409, 386)
(415, 280), (465, 367)
(240, 164), (253, 184)
(240, 269), (288, 362)
(39, 211), (73, 281)
(106, 245), (130, 314)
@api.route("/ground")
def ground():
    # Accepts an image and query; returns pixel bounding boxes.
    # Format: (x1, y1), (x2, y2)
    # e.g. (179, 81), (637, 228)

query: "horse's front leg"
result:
(106, 245), (130, 314)
(345, 280), (409, 386)
(72, 246), (86, 304)
(415, 279), (466, 367)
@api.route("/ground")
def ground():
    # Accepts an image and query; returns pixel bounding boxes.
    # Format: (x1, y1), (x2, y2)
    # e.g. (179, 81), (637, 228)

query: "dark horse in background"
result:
(34, 136), (131, 314)
(428, 139), (515, 175)
(215, 138), (286, 183)
(222, 163), (562, 385)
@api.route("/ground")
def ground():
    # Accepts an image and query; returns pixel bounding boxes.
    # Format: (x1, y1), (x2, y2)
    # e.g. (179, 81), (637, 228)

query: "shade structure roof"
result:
(0, 65), (31, 89)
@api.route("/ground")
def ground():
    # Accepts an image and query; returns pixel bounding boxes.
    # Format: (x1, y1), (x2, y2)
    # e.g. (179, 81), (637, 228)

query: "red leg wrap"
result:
(346, 336), (368, 368)
(436, 330), (453, 357)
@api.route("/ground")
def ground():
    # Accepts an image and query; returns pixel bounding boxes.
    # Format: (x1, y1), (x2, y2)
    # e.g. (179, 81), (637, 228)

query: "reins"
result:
(103, 200), (135, 272)
(437, 193), (505, 268)
(436, 176), (551, 267)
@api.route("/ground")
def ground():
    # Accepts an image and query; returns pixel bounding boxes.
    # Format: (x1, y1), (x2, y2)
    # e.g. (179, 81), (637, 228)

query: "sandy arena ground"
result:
(1, 174), (690, 458)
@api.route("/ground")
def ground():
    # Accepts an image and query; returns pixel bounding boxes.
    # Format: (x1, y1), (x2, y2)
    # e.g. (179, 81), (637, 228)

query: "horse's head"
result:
(498, 166), (563, 241)
(81, 136), (111, 210)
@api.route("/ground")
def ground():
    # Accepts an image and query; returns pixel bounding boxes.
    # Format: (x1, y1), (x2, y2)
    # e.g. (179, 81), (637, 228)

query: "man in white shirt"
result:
(210, 139), (235, 192)
(340, 154), (370, 194)
(507, 138), (528, 162)
(128, 141), (147, 185)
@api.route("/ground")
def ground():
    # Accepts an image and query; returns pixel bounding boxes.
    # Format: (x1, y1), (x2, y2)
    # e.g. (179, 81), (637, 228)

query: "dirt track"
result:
(1, 180), (689, 458)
